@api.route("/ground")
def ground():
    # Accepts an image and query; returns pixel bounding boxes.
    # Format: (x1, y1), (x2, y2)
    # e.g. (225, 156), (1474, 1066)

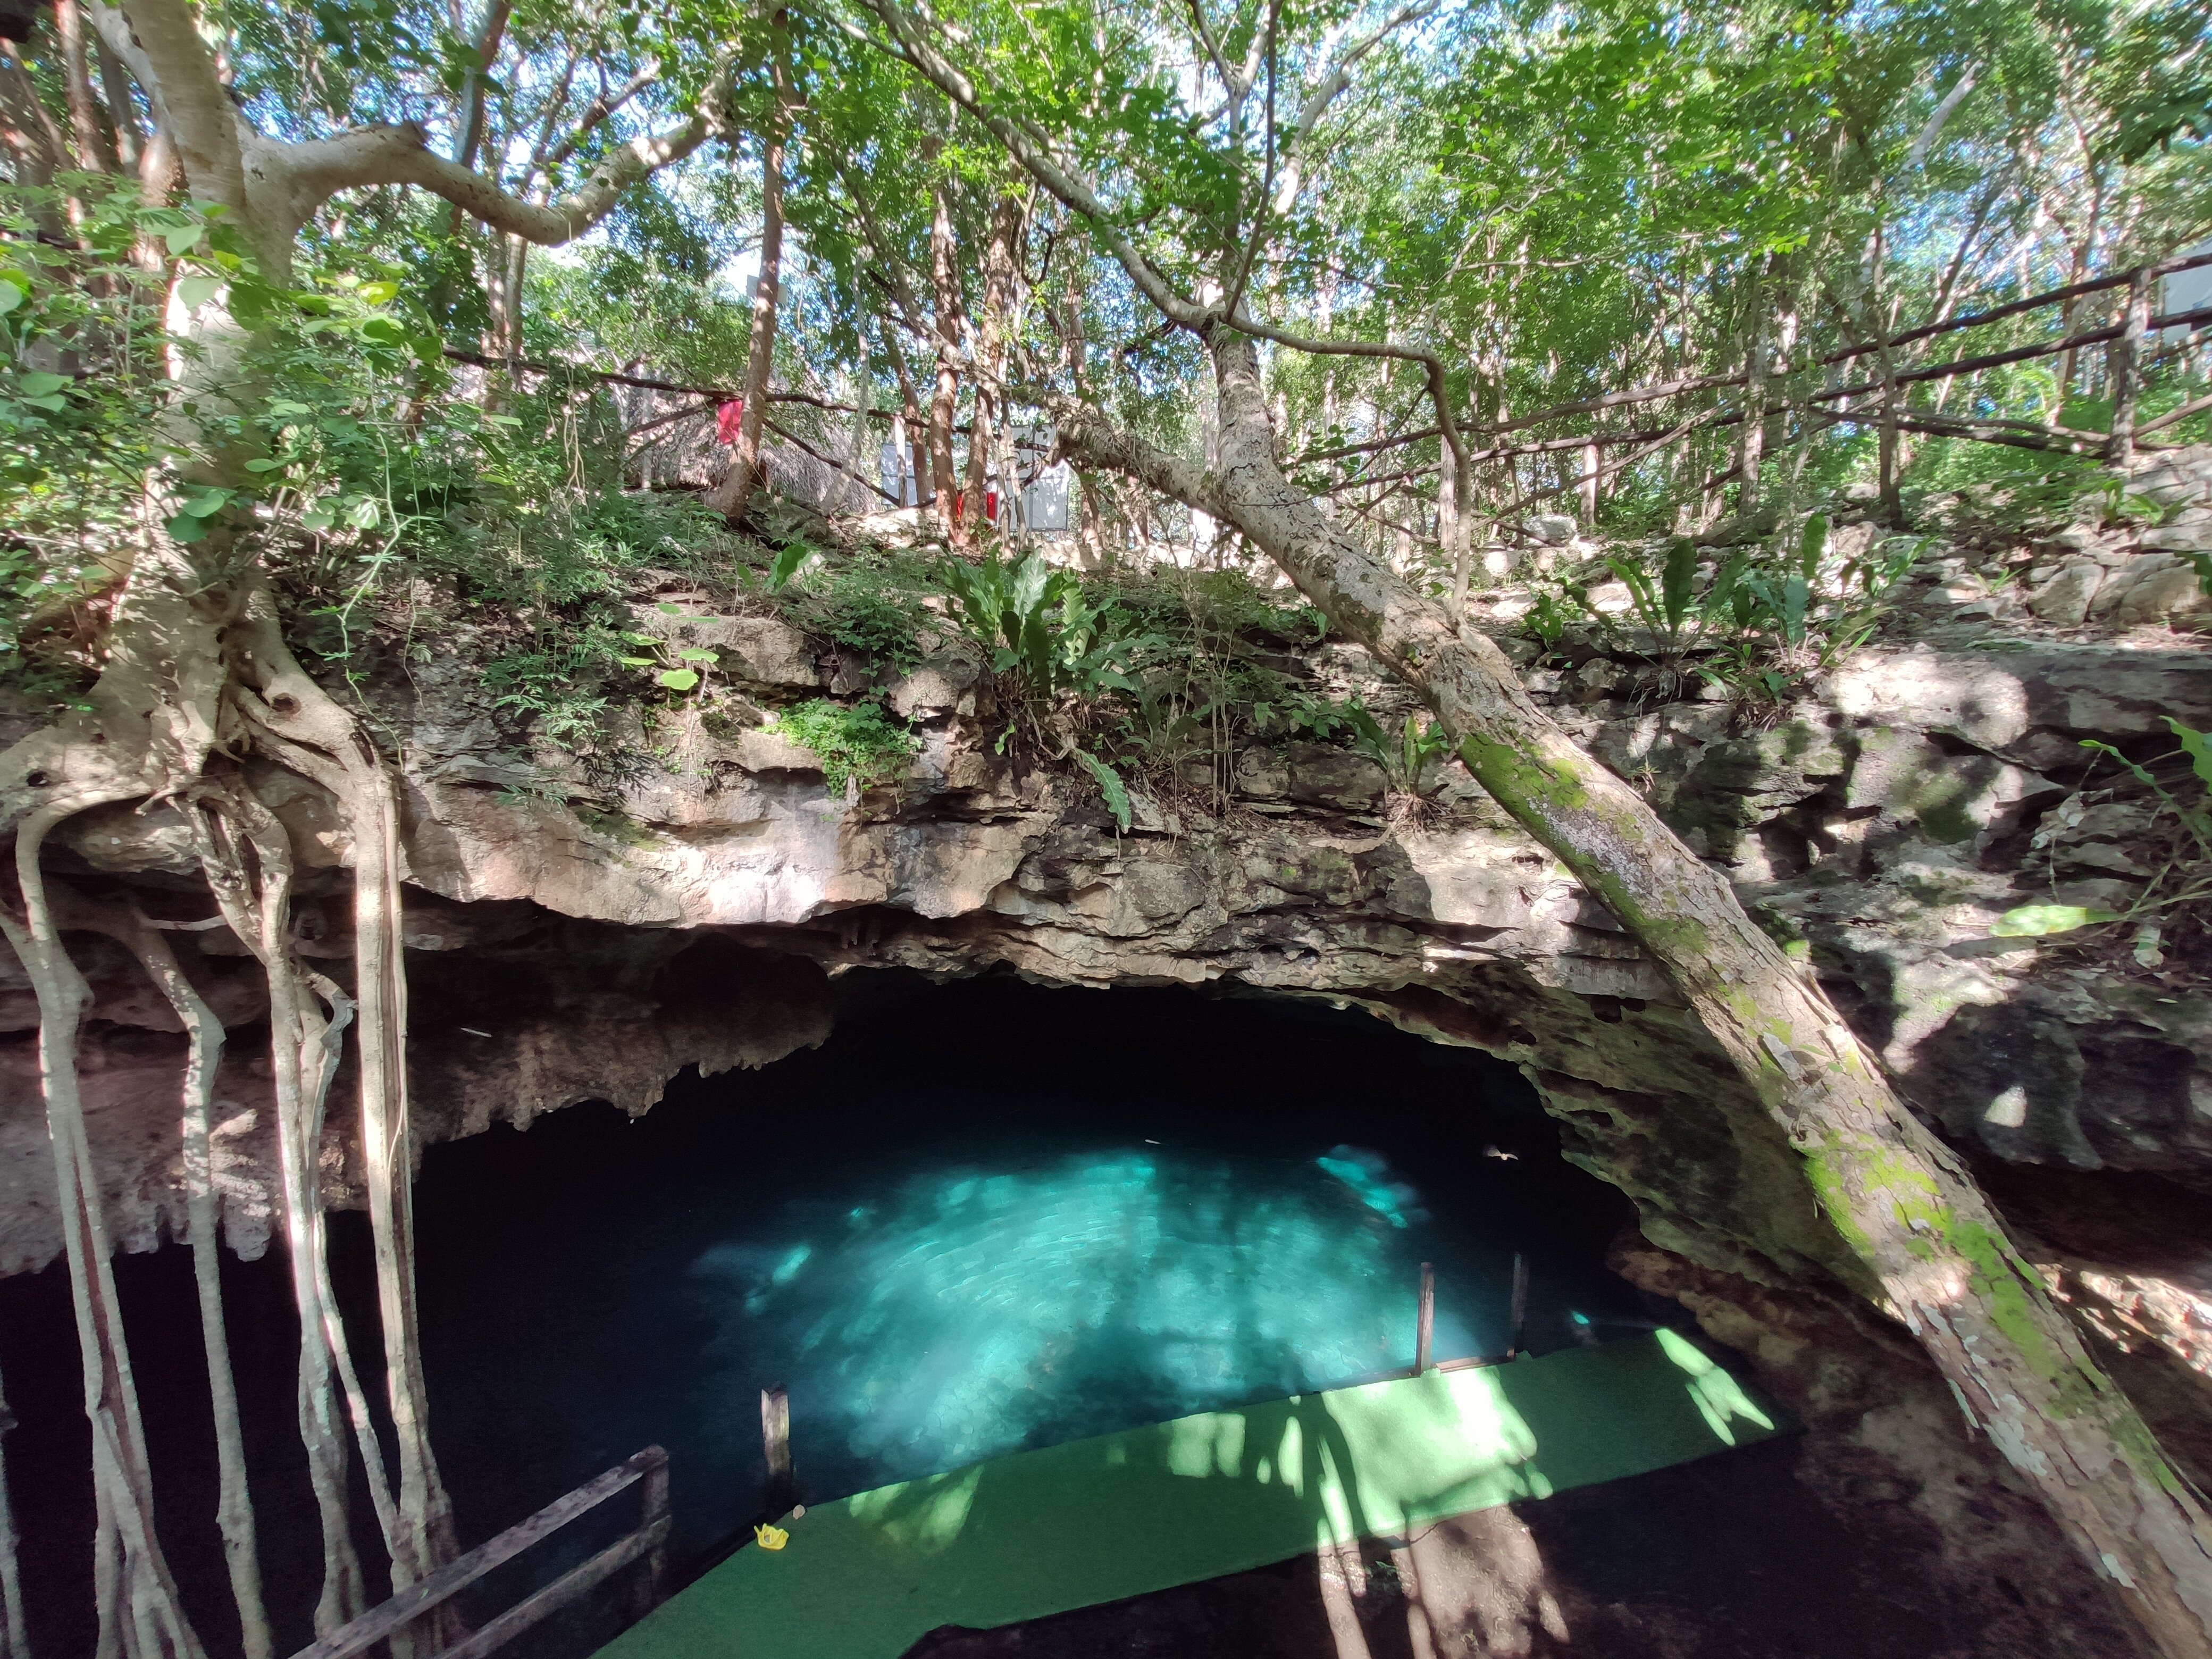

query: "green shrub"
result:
(770, 698), (919, 796)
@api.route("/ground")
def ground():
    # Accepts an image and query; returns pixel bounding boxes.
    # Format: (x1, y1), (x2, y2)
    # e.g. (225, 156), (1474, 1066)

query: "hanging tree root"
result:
(53, 884), (275, 1659)
(0, 1369), (27, 1659)
(0, 794), (207, 1659)
(188, 784), (383, 1633)
(222, 580), (460, 1596)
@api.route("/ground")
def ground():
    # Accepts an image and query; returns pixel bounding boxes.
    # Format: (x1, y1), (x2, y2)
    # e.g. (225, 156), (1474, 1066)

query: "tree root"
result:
(0, 1369), (29, 1659)
(188, 787), (372, 1634)
(0, 795), (205, 1659)
(55, 886), (274, 1659)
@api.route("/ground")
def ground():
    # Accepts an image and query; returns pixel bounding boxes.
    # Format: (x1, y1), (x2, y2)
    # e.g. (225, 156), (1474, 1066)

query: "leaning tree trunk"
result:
(1058, 323), (2212, 1658)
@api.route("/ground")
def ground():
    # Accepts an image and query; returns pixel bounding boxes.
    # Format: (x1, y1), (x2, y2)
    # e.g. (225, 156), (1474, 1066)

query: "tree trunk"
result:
(1738, 263), (1769, 517)
(960, 193), (1023, 541)
(1058, 325), (2212, 1658)
(54, 0), (120, 173)
(707, 12), (795, 524)
(926, 163), (965, 543)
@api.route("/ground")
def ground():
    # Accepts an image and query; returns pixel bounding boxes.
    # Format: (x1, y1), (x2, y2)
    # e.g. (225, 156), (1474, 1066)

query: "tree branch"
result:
(451, 0), (514, 170)
(281, 98), (725, 245)
(1048, 392), (1226, 515)
(538, 61), (659, 173)
(858, 0), (1209, 331)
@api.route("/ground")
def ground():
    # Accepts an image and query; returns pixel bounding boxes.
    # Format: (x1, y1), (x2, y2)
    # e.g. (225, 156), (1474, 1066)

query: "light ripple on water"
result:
(686, 1146), (1472, 1480)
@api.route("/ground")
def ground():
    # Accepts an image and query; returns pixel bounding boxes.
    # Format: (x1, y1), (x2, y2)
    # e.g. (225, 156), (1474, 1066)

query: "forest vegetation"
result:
(2, 0), (2212, 1653)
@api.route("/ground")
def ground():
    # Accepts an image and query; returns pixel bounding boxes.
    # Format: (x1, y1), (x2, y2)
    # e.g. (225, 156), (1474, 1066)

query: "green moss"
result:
(574, 805), (659, 849)
(1458, 734), (1591, 816)
(1801, 1131), (2115, 1423)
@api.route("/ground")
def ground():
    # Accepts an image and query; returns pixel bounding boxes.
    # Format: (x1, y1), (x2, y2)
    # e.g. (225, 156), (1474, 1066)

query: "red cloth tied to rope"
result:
(716, 399), (745, 445)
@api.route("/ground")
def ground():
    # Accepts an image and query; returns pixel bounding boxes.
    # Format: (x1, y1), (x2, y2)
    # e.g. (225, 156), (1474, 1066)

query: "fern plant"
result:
(937, 548), (1161, 701)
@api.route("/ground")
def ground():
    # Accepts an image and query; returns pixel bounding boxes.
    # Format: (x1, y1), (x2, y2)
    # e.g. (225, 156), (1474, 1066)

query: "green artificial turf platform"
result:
(600, 1331), (1788, 1659)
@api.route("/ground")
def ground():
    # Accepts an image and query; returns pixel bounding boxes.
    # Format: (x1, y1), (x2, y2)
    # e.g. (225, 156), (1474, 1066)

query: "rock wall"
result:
(11, 449), (2212, 1656)
(11, 547), (2212, 1287)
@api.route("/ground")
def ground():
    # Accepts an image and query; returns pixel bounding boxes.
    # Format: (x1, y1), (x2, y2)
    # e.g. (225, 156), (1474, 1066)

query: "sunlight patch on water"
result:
(689, 1146), (1470, 1485)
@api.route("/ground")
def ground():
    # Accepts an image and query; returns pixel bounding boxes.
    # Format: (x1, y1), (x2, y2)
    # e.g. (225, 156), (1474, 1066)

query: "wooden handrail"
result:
(1480, 248), (2212, 440)
(287, 1446), (671, 1659)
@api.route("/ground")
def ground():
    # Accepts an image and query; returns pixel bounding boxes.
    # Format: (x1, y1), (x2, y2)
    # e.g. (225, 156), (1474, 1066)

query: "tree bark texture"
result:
(64, 899), (272, 1659)
(926, 157), (965, 543)
(0, 1368), (26, 1659)
(1, 801), (207, 1659)
(959, 193), (1023, 540)
(707, 16), (795, 523)
(1055, 324), (2212, 1658)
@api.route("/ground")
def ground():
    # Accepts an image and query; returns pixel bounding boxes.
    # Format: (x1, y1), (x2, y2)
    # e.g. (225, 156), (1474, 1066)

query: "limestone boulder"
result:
(634, 606), (824, 688)
(2113, 564), (2208, 626)
(2026, 559), (2102, 625)
(1285, 742), (1388, 811)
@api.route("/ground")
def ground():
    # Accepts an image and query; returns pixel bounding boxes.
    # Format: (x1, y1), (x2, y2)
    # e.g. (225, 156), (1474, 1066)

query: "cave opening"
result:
(0, 974), (1672, 1657)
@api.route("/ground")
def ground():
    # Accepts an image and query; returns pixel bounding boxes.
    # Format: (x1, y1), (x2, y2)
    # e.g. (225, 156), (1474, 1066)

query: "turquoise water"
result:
(408, 982), (1654, 1578)
(688, 1143), (1477, 1481)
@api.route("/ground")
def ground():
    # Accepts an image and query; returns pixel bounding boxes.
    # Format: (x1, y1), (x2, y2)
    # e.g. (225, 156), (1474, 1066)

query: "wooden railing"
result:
(287, 1446), (672, 1659)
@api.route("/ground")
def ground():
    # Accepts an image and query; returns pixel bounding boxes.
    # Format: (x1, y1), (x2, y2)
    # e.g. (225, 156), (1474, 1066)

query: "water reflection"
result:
(688, 1146), (1475, 1481)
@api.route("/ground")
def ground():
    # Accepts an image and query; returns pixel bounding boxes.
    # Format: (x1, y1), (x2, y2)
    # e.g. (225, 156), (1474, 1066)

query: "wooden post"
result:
(2110, 269), (2150, 467)
(634, 1446), (670, 1619)
(1413, 1262), (1434, 1375)
(1507, 1253), (1529, 1359)
(761, 1385), (794, 1514)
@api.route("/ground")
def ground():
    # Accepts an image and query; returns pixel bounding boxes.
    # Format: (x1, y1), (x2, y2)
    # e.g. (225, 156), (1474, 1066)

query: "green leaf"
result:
(267, 399), (313, 417)
(656, 601), (686, 614)
(242, 457), (286, 472)
(180, 488), (229, 517)
(1799, 512), (1829, 579)
(345, 498), (380, 530)
(769, 542), (816, 591)
(165, 513), (210, 544)
(1074, 748), (1132, 833)
(16, 371), (65, 396)
(656, 668), (700, 692)
(358, 280), (399, 304)
(162, 223), (203, 256)
(675, 647), (717, 662)
(175, 274), (224, 313)
(1990, 903), (2122, 937)
(2164, 717), (2212, 793)
(0, 279), (24, 315)
(617, 655), (657, 667)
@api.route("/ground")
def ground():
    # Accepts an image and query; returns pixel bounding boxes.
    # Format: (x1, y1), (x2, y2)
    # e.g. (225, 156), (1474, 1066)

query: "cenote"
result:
(1, 977), (1664, 1656)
